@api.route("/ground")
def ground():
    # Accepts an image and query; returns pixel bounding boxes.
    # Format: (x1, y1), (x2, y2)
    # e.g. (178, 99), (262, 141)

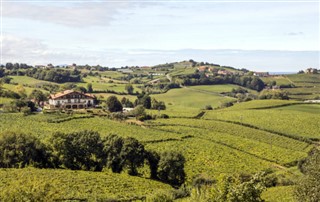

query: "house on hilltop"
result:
(217, 69), (233, 75)
(47, 90), (95, 109)
(197, 66), (208, 72)
(305, 68), (318, 74)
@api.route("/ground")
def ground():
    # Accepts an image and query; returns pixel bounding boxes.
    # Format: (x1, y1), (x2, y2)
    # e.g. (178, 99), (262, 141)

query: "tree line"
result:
(180, 73), (265, 91)
(0, 131), (185, 187)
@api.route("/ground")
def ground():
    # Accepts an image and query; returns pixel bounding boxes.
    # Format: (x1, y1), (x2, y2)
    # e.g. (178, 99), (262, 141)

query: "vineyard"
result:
(0, 168), (172, 201)
(0, 71), (319, 201)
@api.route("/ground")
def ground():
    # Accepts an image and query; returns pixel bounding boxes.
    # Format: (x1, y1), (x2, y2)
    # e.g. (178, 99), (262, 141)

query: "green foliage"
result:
(29, 89), (47, 105)
(145, 150), (160, 179)
(103, 134), (146, 176)
(151, 97), (166, 110)
(103, 134), (125, 173)
(106, 95), (123, 112)
(87, 83), (93, 93)
(120, 137), (146, 176)
(295, 147), (320, 202)
(50, 130), (105, 171)
(0, 132), (52, 168)
(125, 83), (134, 94)
(158, 151), (186, 187)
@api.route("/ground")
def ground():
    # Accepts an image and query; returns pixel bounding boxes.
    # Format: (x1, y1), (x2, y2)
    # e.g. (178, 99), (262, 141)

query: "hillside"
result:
(0, 62), (319, 201)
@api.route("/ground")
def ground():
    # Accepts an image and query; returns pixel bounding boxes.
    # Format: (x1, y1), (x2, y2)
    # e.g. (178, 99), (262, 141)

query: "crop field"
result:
(219, 100), (300, 110)
(261, 186), (295, 202)
(0, 113), (185, 142)
(287, 74), (320, 86)
(204, 103), (320, 140)
(261, 76), (293, 86)
(0, 168), (172, 201)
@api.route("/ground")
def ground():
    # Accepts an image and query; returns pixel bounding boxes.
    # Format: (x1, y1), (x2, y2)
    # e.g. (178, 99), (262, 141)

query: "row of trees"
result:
(106, 94), (166, 113)
(180, 73), (265, 91)
(0, 131), (186, 187)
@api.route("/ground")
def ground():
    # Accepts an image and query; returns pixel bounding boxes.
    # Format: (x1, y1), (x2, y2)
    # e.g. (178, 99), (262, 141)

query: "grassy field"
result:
(152, 87), (235, 113)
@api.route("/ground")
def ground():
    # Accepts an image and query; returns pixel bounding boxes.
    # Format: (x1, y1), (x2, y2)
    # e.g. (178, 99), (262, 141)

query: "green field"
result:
(152, 87), (235, 117)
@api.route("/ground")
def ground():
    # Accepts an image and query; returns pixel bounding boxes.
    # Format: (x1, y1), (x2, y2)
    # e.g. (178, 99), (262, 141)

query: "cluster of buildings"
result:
(197, 66), (269, 77)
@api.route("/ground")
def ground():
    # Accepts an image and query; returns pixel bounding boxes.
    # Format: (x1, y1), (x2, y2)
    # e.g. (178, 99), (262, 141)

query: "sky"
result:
(1, 0), (319, 71)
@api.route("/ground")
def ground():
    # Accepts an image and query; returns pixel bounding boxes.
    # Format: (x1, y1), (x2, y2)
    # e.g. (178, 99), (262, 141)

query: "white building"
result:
(48, 90), (95, 109)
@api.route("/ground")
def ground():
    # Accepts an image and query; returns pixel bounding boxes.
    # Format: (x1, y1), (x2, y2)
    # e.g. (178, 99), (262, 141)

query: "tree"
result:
(87, 83), (93, 93)
(295, 147), (320, 202)
(158, 151), (186, 187)
(0, 132), (53, 168)
(29, 90), (47, 106)
(50, 131), (105, 171)
(106, 96), (123, 112)
(125, 84), (134, 94)
(13, 99), (27, 112)
(103, 135), (146, 175)
(145, 150), (160, 179)
(120, 137), (145, 176)
(103, 134), (125, 173)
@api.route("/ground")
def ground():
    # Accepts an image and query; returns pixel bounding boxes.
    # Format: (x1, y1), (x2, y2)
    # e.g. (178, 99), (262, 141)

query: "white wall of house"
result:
(49, 98), (94, 106)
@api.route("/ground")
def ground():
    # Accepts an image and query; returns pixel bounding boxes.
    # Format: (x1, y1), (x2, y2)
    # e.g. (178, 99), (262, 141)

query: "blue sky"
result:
(1, 0), (319, 71)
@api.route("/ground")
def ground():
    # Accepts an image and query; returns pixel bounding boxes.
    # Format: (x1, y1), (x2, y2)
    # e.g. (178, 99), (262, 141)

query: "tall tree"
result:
(158, 151), (186, 187)
(50, 131), (105, 171)
(29, 89), (47, 106)
(106, 96), (123, 112)
(120, 137), (145, 176)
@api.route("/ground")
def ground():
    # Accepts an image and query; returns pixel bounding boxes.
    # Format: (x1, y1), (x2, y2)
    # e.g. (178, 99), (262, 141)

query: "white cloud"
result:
(3, 1), (147, 27)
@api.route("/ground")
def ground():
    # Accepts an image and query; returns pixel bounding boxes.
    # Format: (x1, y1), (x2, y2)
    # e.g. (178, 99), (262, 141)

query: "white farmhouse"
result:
(48, 90), (95, 109)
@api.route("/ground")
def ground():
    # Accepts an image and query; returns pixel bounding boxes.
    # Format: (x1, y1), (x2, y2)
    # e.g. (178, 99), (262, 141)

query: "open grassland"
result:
(92, 71), (125, 80)
(3, 83), (49, 94)
(204, 102), (320, 140)
(0, 168), (172, 201)
(188, 84), (253, 93)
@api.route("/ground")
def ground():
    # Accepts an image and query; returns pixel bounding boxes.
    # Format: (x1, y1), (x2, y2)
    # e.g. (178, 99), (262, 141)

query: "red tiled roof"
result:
(49, 90), (95, 99)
